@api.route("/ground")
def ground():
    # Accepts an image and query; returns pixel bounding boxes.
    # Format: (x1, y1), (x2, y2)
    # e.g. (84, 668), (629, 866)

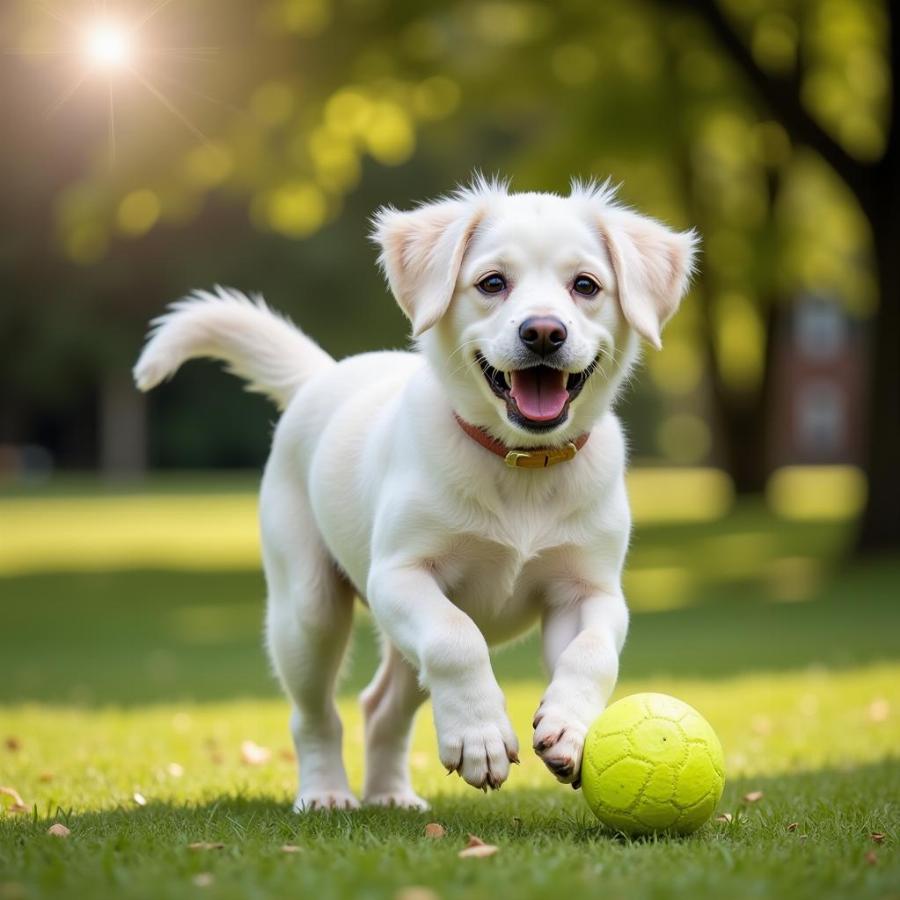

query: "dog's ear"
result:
(372, 198), (483, 337)
(597, 208), (698, 349)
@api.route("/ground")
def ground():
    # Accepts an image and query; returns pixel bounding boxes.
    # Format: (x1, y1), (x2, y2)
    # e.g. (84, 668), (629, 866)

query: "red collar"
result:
(454, 414), (589, 469)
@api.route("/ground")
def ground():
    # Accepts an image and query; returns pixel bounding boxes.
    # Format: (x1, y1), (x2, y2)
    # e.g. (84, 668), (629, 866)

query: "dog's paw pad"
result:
(532, 708), (586, 786)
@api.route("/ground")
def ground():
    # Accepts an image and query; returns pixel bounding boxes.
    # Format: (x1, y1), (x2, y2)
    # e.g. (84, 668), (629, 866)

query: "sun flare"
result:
(83, 22), (133, 69)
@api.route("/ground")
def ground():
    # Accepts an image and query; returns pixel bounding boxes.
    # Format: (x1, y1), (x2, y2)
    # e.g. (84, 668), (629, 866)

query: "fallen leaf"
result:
(864, 850), (878, 866)
(870, 833), (885, 844)
(868, 699), (889, 723)
(459, 844), (499, 859)
(192, 873), (214, 887)
(4, 738), (21, 752)
(166, 763), (184, 778)
(395, 889), (440, 900)
(278, 749), (295, 763)
(0, 787), (26, 813)
(240, 740), (271, 766)
(458, 834), (498, 859)
(787, 822), (799, 832)
(742, 791), (764, 803)
(133, 792), (147, 807)
(188, 842), (225, 851)
(714, 813), (733, 824)
(47, 823), (71, 837)
(280, 844), (302, 853)
(38, 772), (54, 783)
(424, 823), (445, 839)
(750, 716), (772, 736)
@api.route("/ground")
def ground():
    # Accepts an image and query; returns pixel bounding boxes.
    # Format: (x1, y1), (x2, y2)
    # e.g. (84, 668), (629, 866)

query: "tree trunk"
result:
(99, 370), (147, 478)
(706, 300), (778, 494)
(855, 174), (900, 553)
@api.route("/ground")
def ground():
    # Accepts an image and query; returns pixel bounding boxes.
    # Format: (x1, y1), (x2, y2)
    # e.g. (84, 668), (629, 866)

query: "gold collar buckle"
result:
(504, 442), (579, 469)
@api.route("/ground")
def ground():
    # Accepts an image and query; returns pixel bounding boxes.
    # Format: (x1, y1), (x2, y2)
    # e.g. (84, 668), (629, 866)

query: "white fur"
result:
(134, 180), (696, 810)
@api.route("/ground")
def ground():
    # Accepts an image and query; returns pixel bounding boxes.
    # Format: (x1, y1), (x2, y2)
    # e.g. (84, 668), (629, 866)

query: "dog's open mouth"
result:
(475, 352), (599, 432)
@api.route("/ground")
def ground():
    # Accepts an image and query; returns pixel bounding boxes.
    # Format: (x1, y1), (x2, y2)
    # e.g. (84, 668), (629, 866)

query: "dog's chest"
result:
(431, 535), (550, 644)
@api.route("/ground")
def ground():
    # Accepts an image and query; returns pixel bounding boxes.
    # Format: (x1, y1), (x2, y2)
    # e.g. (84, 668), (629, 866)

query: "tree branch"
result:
(671, 0), (875, 206)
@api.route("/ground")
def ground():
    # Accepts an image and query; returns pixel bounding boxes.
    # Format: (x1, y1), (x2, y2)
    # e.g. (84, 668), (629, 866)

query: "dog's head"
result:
(372, 179), (697, 447)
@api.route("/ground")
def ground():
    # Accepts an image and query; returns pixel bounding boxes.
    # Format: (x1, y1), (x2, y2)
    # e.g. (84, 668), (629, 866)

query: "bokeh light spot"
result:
(117, 189), (161, 237)
(265, 181), (326, 238)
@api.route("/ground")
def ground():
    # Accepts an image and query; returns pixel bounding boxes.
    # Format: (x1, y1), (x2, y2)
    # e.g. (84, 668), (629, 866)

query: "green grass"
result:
(1, 486), (898, 899)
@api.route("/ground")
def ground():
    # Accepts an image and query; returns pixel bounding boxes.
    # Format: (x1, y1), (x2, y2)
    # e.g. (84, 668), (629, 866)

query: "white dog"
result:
(134, 178), (696, 811)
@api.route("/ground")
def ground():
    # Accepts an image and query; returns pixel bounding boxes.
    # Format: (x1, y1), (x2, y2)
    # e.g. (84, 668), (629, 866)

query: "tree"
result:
(670, 0), (897, 551)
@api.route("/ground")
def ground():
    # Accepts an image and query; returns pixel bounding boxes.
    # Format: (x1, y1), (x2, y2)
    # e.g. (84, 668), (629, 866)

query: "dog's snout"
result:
(518, 316), (567, 357)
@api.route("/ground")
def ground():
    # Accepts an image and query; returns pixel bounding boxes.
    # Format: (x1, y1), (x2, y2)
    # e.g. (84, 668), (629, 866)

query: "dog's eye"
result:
(476, 274), (507, 295)
(573, 275), (601, 297)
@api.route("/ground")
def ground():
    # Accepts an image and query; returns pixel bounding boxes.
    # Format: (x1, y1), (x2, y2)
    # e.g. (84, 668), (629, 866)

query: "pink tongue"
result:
(510, 368), (569, 422)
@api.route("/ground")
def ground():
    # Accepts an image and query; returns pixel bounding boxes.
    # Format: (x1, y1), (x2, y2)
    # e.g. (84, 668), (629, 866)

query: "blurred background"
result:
(0, 0), (897, 706)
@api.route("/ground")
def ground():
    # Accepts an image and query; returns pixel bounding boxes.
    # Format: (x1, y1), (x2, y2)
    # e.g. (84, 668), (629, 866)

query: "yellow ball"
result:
(581, 693), (725, 835)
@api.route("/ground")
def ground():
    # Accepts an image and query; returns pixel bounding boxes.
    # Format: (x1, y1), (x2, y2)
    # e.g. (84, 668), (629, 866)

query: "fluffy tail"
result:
(133, 287), (334, 409)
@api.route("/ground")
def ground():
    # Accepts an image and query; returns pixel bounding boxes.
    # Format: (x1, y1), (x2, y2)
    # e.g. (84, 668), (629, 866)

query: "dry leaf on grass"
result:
(133, 792), (147, 807)
(240, 740), (271, 766)
(458, 834), (498, 859)
(4, 738), (21, 752)
(0, 787), (27, 814)
(787, 822), (799, 832)
(38, 772), (54, 783)
(188, 842), (225, 851)
(424, 823), (445, 839)
(750, 716), (772, 736)
(47, 823), (71, 837)
(868, 699), (889, 723)
(870, 833), (885, 844)
(192, 873), (214, 887)
(864, 850), (878, 866)
(395, 888), (440, 900)
(280, 844), (302, 853)
(742, 791), (764, 803)
(714, 813), (733, 824)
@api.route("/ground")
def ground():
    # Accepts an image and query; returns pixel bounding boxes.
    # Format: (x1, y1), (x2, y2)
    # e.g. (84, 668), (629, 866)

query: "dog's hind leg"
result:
(360, 641), (429, 809)
(262, 473), (358, 812)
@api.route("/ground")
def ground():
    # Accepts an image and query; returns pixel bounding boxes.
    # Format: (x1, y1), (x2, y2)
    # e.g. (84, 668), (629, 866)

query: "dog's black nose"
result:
(518, 316), (567, 356)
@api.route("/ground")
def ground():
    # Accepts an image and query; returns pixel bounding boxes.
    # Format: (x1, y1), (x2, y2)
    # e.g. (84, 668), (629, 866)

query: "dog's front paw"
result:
(293, 789), (360, 812)
(432, 684), (519, 791)
(364, 790), (430, 811)
(532, 703), (589, 787)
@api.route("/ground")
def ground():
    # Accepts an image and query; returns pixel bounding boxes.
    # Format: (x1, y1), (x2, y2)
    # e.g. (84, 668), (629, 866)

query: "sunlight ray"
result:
(130, 66), (208, 141)
(107, 79), (116, 166)
(133, 0), (180, 33)
(45, 70), (89, 118)
(31, 0), (80, 32)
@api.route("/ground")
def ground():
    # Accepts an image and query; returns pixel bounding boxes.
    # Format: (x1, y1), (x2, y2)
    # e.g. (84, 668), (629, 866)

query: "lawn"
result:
(0, 479), (897, 900)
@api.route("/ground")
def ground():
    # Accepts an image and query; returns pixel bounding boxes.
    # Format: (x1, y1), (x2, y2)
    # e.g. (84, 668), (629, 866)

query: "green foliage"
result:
(0, 0), (890, 466)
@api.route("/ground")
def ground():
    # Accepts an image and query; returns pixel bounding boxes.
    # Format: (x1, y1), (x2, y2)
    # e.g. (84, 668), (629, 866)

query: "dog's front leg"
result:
(368, 563), (519, 790)
(533, 591), (628, 786)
